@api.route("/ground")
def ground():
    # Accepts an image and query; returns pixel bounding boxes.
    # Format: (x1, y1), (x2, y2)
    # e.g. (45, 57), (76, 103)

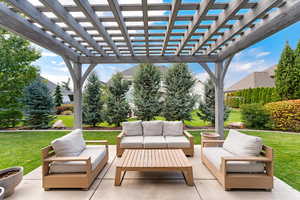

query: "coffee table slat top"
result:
(117, 149), (191, 168)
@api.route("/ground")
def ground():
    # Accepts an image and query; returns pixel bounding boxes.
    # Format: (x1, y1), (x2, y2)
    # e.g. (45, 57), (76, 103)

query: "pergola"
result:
(0, 0), (299, 138)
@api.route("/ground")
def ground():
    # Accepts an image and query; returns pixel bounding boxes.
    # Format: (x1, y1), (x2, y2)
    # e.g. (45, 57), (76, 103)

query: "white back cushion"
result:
(51, 129), (86, 157)
(142, 121), (163, 136)
(122, 121), (143, 136)
(223, 129), (262, 156)
(163, 121), (183, 136)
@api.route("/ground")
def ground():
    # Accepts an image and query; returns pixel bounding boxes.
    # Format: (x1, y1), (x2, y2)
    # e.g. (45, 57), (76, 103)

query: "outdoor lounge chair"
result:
(116, 121), (194, 157)
(201, 129), (273, 191)
(41, 129), (108, 190)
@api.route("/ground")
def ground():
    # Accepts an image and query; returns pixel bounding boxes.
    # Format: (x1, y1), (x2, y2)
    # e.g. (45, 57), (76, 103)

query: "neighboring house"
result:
(225, 65), (276, 93)
(107, 65), (205, 113)
(40, 76), (73, 103)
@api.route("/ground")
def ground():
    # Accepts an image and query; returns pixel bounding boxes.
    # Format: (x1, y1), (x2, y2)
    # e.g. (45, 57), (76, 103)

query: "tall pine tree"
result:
(197, 78), (230, 125)
(162, 63), (196, 121)
(133, 63), (161, 121)
(275, 42), (296, 100)
(23, 78), (55, 128)
(54, 85), (63, 107)
(106, 73), (130, 126)
(293, 40), (300, 98)
(82, 72), (103, 127)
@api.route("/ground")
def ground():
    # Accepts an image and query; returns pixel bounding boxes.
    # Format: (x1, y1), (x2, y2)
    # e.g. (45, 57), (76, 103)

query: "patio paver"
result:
(6, 145), (300, 200)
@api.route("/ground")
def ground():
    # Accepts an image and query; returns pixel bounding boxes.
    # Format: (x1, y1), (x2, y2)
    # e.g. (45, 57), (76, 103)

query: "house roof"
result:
(40, 76), (72, 95)
(225, 65), (276, 92)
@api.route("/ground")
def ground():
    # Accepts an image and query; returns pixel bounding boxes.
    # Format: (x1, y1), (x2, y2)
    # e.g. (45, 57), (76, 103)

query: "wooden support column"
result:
(63, 58), (83, 129)
(199, 56), (233, 138)
(215, 62), (224, 138)
(73, 62), (83, 129)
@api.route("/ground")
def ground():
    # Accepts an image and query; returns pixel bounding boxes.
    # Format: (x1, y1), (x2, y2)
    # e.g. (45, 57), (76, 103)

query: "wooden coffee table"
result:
(115, 149), (194, 186)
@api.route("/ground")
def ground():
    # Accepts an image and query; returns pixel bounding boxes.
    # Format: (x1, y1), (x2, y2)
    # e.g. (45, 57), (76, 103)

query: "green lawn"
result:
(56, 108), (242, 128)
(0, 130), (299, 191)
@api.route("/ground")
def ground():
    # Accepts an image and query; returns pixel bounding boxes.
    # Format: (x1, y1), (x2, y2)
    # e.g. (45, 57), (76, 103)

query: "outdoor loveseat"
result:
(41, 129), (108, 190)
(201, 129), (273, 190)
(116, 121), (194, 157)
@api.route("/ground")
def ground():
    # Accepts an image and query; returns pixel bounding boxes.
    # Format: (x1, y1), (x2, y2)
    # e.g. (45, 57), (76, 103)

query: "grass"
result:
(56, 108), (242, 128)
(0, 129), (299, 191)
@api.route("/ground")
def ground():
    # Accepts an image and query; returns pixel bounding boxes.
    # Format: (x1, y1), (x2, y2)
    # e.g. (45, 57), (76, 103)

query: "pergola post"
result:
(63, 57), (83, 129)
(73, 62), (83, 129)
(215, 62), (225, 138)
(199, 56), (233, 138)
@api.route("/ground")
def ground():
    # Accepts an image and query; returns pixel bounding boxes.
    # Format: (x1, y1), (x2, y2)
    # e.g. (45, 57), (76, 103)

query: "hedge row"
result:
(226, 87), (279, 108)
(265, 100), (300, 131)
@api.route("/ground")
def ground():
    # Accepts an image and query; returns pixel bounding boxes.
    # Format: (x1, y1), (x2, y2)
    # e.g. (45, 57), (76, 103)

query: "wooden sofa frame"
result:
(201, 140), (273, 191)
(41, 140), (108, 190)
(116, 130), (194, 157)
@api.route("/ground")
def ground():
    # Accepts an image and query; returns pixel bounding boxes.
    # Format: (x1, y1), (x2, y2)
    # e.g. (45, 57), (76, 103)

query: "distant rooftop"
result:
(225, 65), (276, 93)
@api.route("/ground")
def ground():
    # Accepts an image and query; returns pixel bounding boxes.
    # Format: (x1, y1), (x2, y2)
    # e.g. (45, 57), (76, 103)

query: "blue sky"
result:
(32, 0), (300, 89)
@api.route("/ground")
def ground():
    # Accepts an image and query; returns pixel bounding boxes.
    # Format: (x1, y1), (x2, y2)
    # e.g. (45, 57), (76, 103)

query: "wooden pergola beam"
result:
(206, 0), (284, 55)
(74, 0), (120, 56)
(175, 0), (215, 55)
(79, 55), (219, 64)
(142, 0), (149, 56)
(162, 0), (181, 55)
(39, 0), (107, 56)
(6, 0), (92, 57)
(192, 0), (248, 55)
(107, 0), (134, 56)
(0, 3), (78, 61)
(219, 0), (300, 60)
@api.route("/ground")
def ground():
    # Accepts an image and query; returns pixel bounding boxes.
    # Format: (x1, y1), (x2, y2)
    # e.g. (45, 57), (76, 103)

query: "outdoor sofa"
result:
(41, 129), (108, 190)
(116, 120), (194, 157)
(201, 129), (273, 190)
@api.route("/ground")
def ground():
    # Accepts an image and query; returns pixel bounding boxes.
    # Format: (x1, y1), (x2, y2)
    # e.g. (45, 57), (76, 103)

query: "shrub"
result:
(61, 110), (73, 115)
(240, 103), (270, 129)
(56, 104), (74, 115)
(0, 109), (23, 128)
(265, 100), (300, 131)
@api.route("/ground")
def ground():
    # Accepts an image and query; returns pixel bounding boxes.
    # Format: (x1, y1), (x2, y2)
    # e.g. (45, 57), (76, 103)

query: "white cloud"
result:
(195, 72), (209, 83)
(256, 51), (271, 57)
(41, 51), (58, 57)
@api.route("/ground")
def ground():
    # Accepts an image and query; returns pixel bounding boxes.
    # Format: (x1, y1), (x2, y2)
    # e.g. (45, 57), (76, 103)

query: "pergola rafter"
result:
(1, 0), (299, 136)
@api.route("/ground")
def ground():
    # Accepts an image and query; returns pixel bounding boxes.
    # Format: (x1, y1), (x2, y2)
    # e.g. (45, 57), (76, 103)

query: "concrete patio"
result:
(6, 145), (299, 200)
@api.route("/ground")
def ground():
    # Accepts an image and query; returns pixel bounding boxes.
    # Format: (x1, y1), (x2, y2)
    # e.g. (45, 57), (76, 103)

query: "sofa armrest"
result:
(85, 140), (108, 145)
(201, 140), (225, 147)
(183, 130), (193, 138)
(44, 156), (91, 162)
(222, 156), (272, 163)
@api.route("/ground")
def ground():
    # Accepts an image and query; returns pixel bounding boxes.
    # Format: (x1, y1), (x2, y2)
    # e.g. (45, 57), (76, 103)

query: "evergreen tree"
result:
(162, 63), (196, 121)
(293, 40), (300, 98)
(106, 73), (130, 126)
(23, 78), (55, 128)
(275, 42), (297, 100)
(133, 63), (161, 121)
(0, 29), (40, 127)
(82, 72), (103, 127)
(197, 78), (230, 125)
(54, 85), (63, 107)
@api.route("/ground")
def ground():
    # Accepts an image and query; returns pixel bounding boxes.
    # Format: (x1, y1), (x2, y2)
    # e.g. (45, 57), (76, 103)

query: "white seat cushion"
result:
(144, 136), (167, 148)
(163, 121), (183, 136)
(223, 129), (262, 156)
(122, 121), (143, 136)
(202, 147), (265, 173)
(51, 129), (86, 157)
(142, 121), (163, 136)
(49, 145), (107, 173)
(165, 136), (190, 148)
(120, 136), (144, 148)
